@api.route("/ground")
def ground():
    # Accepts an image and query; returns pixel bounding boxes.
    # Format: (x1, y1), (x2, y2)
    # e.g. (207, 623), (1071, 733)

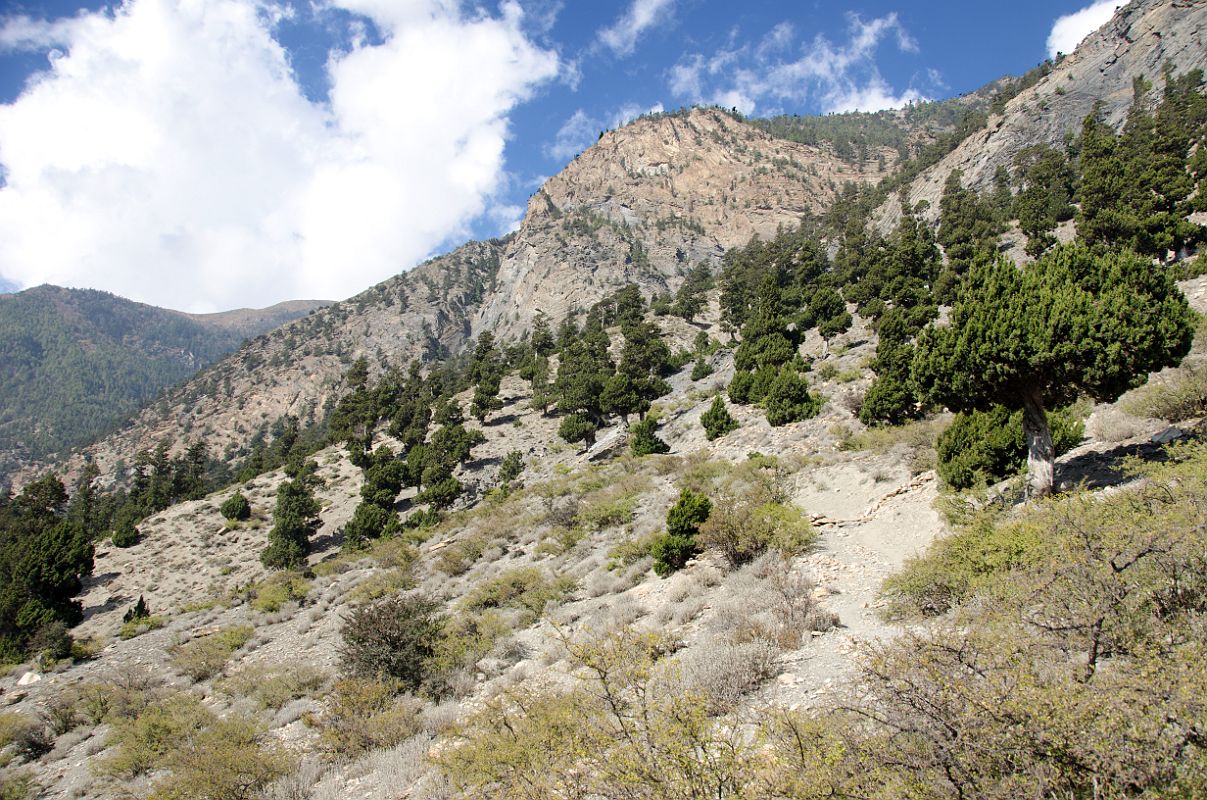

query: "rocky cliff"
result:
(874, 0), (1207, 232)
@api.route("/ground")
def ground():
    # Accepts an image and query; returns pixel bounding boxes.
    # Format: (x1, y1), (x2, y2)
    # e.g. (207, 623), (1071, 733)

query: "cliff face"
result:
(873, 0), (1207, 232)
(26, 108), (886, 485)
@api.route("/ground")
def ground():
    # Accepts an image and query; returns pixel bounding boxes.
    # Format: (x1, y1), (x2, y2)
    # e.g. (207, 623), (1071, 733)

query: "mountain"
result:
(874, 0), (1207, 232)
(4, 2), (1207, 798)
(28, 0), (1207, 490)
(0, 285), (327, 477)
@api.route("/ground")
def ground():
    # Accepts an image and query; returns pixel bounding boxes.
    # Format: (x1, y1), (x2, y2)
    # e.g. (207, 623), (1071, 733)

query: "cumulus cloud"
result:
(669, 12), (929, 115)
(1047, 1), (1119, 58)
(598, 0), (674, 57)
(545, 102), (664, 163)
(0, 0), (559, 311)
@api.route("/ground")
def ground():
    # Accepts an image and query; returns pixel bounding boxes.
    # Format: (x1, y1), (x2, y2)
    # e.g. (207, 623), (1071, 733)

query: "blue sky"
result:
(0, 0), (1121, 311)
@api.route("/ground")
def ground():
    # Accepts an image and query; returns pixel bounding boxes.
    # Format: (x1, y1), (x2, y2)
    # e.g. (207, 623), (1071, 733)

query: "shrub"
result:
(937, 404), (1084, 490)
(629, 416), (670, 456)
(0, 772), (37, 800)
(250, 571), (311, 613)
(148, 716), (291, 800)
(652, 489), (713, 576)
(763, 368), (822, 426)
(217, 665), (328, 710)
(101, 694), (214, 777)
(666, 489), (712, 538)
(170, 625), (254, 682)
(462, 568), (576, 622)
(119, 614), (166, 640)
(0, 712), (50, 762)
(111, 517), (140, 548)
(558, 414), (597, 447)
(339, 594), (445, 691)
(698, 494), (816, 567)
(650, 534), (698, 577)
(341, 501), (397, 551)
(1121, 361), (1207, 421)
(220, 492), (252, 522)
(700, 396), (739, 440)
(315, 677), (422, 759)
(499, 450), (525, 486)
(690, 357), (713, 381)
(122, 596), (151, 624)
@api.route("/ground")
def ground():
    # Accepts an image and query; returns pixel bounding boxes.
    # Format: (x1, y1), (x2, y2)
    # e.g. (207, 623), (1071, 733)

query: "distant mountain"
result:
(0, 285), (327, 475)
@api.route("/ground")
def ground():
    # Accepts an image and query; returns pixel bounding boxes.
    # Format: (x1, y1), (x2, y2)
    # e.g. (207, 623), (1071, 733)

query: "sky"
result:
(0, 0), (1123, 312)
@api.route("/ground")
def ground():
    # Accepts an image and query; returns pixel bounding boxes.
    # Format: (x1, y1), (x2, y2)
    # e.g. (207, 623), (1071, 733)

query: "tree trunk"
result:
(1020, 388), (1055, 499)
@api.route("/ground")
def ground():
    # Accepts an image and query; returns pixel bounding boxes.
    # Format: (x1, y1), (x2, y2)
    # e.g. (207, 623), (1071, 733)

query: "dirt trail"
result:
(769, 461), (946, 708)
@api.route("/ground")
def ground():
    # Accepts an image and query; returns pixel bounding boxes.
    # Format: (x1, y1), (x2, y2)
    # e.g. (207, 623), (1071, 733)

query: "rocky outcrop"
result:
(873, 0), (1207, 232)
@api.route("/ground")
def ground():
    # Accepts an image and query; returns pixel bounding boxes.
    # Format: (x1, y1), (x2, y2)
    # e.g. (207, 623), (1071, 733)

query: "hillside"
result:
(29, 106), (891, 489)
(0, 286), (326, 479)
(3, 1), (1207, 797)
(873, 0), (1207, 231)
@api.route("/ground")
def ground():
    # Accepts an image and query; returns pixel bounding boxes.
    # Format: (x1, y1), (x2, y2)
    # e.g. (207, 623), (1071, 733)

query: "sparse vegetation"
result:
(170, 625), (254, 682)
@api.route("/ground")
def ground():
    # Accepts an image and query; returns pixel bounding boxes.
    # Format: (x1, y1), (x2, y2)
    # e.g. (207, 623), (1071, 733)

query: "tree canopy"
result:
(913, 243), (1194, 496)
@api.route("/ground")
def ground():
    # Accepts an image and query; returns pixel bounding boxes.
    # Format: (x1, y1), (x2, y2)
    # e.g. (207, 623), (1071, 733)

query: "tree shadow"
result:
(82, 594), (128, 621)
(1056, 435), (1189, 492)
(485, 413), (519, 427)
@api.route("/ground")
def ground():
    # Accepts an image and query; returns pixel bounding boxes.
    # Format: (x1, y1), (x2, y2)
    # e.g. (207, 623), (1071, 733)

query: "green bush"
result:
(217, 664), (327, 710)
(316, 677), (422, 759)
(629, 415), (670, 456)
(462, 567), (576, 622)
(652, 489), (713, 576)
(1121, 361), (1207, 422)
(937, 404), (1084, 490)
(690, 357), (713, 381)
(249, 571), (311, 613)
(699, 496), (816, 567)
(0, 712), (50, 762)
(111, 517), (140, 548)
(666, 489), (712, 538)
(700, 396), (739, 440)
(101, 694), (214, 777)
(148, 715), (291, 800)
(219, 492), (252, 521)
(170, 625), (254, 682)
(339, 594), (445, 691)
(763, 368), (822, 426)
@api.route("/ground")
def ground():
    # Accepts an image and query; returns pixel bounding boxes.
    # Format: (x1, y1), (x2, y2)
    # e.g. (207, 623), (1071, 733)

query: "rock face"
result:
(873, 0), (1207, 232)
(30, 108), (886, 486)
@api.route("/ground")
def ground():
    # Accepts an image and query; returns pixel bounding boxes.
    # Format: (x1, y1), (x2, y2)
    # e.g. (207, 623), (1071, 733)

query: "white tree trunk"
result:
(1021, 389), (1055, 499)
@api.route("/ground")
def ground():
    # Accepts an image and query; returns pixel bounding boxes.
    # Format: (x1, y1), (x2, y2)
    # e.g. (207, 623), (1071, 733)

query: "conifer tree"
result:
(913, 244), (1194, 497)
(261, 474), (321, 570)
(628, 415), (670, 456)
(700, 396), (739, 440)
(673, 263), (713, 322)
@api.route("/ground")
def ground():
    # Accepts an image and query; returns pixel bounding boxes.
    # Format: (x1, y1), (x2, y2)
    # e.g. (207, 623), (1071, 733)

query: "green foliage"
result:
(937, 405), (1085, 489)
(628, 415), (670, 456)
(699, 492), (816, 567)
(216, 664), (327, 710)
(0, 711), (50, 762)
(341, 501), (397, 551)
(122, 596), (150, 624)
(461, 567), (576, 622)
(0, 474), (94, 658)
(673, 263), (714, 321)
(689, 356), (713, 381)
(316, 677), (422, 759)
(1013, 143), (1076, 255)
(101, 694), (214, 777)
(558, 413), (598, 447)
(653, 489), (712, 576)
(146, 715), (291, 800)
(1077, 69), (1207, 258)
(700, 396), (739, 440)
(110, 516), (140, 548)
(914, 244), (1194, 496)
(339, 594), (445, 691)
(0, 286), (273, 463)
(248, 571), (311, 613)
(261, 474), (320, 570)
(499, 450), (525, 487)
(763, 369), (822, 426)
(219, 492), (251, 521)
(1122, 360), (1207, 421)
(170, 625), (253, 682)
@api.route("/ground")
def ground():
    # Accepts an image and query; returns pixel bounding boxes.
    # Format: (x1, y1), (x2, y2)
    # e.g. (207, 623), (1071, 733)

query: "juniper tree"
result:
(261, 475), (321, 570)
(912, 244), (1194, 498)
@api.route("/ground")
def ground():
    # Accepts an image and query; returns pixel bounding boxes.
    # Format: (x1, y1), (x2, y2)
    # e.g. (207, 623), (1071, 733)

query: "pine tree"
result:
(700, 396), (739, 440)
(673, 263), (714, 322)
(261, 476), (320, 570)
(913, 244), (1194, 497)
(629, 415), (670, 456)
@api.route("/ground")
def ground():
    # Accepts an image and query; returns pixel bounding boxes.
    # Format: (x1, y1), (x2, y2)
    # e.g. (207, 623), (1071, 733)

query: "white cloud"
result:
(544, 101), (665, 163)
(546, 108), (596, 161)
(598, 0), (674, 58)
(668, 12), (930, 116)
(0, 0), (559, 311)
(1047, 1), (1119, 58)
